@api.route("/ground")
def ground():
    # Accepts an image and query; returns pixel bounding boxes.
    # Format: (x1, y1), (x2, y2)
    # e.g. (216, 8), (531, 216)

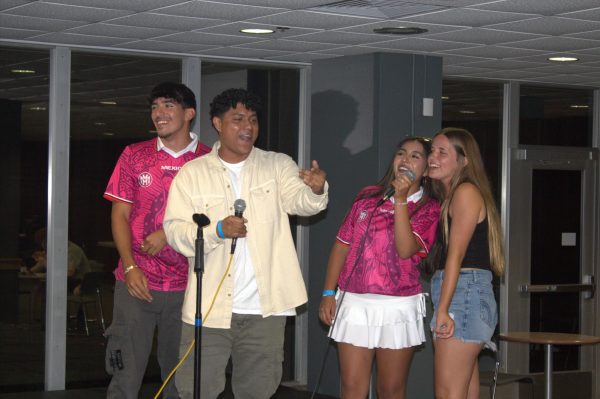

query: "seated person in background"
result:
(28, 228), (91, 295)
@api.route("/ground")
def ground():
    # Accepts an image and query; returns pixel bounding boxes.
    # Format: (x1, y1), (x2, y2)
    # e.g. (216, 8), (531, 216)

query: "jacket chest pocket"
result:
(249, 180), (278, 223)
(192, 195), (226, 224)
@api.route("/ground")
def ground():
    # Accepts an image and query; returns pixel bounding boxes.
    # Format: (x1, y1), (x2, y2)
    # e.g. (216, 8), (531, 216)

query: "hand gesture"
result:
(299, 160), (326, 195)
(221, 215), (247, 239)
(141, 230), (168, 256)
(391, 171), (413, 203)
(125, 267), (153, 302)
(319, 296), (336, 326)
(434, 310), (454, 339)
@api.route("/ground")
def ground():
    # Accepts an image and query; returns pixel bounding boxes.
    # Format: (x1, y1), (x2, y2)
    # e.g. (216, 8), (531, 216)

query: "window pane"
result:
(0, 45), (50, 391)
(520, 85), (592, 146)
(68, 52), (181, 387)
(442, 80), (503, 203)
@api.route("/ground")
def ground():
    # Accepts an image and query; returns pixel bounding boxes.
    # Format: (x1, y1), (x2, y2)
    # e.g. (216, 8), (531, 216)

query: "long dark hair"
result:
(361, 136), (443, 204)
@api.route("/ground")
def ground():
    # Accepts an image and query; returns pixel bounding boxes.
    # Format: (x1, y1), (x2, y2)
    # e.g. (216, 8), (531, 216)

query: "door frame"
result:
(502, 145), (599, 395)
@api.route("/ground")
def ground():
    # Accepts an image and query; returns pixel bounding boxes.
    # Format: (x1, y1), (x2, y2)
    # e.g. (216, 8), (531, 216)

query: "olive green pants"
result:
(176, 314), (286, 399)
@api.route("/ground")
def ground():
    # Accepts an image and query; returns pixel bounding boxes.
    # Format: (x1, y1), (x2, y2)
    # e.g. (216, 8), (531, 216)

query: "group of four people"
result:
(102, 81), (503, 399)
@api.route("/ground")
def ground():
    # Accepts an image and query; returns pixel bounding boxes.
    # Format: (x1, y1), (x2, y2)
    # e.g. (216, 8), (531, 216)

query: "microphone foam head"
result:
(193, 213), (211, 227)
(234, 198), (246, 213)
(404, 169), (417, 183)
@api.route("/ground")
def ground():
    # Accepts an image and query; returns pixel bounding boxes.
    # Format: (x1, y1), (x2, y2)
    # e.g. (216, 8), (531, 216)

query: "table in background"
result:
(498, 332), (600, 399)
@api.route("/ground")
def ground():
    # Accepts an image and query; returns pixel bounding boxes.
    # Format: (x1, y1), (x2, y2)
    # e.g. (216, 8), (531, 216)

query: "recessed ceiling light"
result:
(99, 101), (117, 105)
(11, 69), (36, 74)
(548, 56), (578, 62)
(94, 122), (106, 126)
(570, 104), (589, 109)
(29, 106), (46, 111)
(441, 96), (449, 100)
(459, 110), (476, 114)
(373, 27), (428, 35)
(240, 28), (274, 34)
(102, 132), (115, 136)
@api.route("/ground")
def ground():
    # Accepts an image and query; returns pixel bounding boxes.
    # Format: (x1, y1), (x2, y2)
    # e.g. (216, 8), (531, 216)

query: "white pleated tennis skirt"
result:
(328, 291), (427, 349)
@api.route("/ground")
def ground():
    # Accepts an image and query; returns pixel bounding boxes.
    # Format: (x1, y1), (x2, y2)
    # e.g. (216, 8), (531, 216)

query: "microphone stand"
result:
(192, 213), (210, 399)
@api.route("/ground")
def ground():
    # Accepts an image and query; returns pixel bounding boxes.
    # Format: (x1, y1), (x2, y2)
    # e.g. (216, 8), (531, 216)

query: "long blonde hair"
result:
(436, 127), (505, 276)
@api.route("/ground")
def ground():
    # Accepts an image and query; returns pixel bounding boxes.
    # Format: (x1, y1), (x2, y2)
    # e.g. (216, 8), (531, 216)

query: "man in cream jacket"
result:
(164, 88), (328, 399)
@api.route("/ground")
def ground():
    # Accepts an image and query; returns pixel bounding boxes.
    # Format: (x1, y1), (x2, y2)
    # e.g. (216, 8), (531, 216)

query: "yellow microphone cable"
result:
(152, 253), (234, 399)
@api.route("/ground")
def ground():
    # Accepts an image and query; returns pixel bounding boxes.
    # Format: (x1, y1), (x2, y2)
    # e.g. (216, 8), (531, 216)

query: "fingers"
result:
(311, 159), (320, 170)
(319, 297), (336, 326)
(222, 216), (247, 238)
(125, 270), (153, 302)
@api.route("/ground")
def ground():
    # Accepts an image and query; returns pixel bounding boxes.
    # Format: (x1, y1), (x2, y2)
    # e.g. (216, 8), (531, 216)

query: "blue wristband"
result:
(322, 289), (335, 297)
(216, 220), (225, 239)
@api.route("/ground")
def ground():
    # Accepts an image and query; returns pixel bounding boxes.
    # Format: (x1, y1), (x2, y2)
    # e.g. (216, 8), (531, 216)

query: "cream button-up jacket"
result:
(164, 142), (329, 329)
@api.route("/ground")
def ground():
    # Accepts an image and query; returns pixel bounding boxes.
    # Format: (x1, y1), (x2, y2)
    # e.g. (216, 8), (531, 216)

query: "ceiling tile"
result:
(117, 39), (215, 53)
(0, 26), (44, 39)
(0, 13), (87, 31)
(0, 0), (34, 11)
(210, 0), (332, 8)
(67, 23), (176, 39)
(466, 69), (556, 80)
(39, 0), (188, 13)
(247, 10), (379, 30)
(199, 46), (292, 59)
(441, 45), (547, 58)
(368, 37), (479, 52)
(4, 2), (132, 22)
(155, 1), (281, 20)
(472, 0), (600, 15)
(30, 32), (130, 47)
(399, 8), (536, 27)
(284, 31), (391, 45)
(108, 13), (224, 30)
(265, 52), (334, 62)
(237, 38), (339, 52)
(426, 27), (545, 45)
(485, 16), (600, 35)
(462, 59), (545, 70)
(560, 7), (600, 21)
(503, 36), (600, 51)
(156, 31), (263, 46)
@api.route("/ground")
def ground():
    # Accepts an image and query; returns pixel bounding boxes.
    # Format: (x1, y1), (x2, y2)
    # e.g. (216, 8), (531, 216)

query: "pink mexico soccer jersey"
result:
(336, 187), (440, 297)
(104, 137), (210, 291)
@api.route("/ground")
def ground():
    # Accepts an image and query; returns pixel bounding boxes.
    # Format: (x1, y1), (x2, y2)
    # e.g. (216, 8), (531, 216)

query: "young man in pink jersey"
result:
(103, 82), (210, 399)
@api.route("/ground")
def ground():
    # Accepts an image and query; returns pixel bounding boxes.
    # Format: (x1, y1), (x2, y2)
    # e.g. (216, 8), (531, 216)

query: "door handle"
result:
(519, 276), (595, 299)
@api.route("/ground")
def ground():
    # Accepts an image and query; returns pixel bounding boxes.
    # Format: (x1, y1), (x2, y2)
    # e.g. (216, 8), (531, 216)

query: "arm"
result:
(434, 183), (484, 338)
(319, 240), (349, 326)
(280, 156), (328, 216)
(392, 174), (421, 259)
(111, 201), (153, 302)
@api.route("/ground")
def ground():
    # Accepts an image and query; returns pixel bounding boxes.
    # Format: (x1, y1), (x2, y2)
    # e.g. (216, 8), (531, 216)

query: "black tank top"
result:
(438, 217), (491, 271)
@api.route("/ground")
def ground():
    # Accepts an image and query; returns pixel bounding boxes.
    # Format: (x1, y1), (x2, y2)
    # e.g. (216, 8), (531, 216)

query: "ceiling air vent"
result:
(309, 0), (444, 19)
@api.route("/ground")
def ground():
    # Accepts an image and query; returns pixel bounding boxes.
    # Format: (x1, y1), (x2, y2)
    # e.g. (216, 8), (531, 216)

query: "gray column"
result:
(307, 52), (442, 398)
(46, 46), (71, 391)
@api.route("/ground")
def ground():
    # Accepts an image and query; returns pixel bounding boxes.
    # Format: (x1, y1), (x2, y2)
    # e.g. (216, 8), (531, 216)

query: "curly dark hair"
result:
(148, 82), (196, 110)
(209, 88), (262, 120)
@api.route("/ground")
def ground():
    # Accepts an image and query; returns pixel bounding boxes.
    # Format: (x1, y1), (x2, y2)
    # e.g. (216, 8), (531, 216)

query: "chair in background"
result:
(480, 338), (535, 399)
(67, 271), (113, 335)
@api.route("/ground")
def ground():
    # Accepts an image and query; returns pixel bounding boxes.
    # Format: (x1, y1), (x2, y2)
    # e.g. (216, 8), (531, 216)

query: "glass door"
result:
(505, 147), (598, 397)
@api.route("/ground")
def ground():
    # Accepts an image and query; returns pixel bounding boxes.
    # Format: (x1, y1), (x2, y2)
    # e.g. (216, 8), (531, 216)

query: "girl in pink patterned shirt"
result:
(319, 136), (441, 399)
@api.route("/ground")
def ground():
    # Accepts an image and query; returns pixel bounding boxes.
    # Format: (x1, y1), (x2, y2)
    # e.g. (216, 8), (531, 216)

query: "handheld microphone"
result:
(231, 199), (246, 254)
(192, 213), (210, 273)
(376, 169), (417, 207)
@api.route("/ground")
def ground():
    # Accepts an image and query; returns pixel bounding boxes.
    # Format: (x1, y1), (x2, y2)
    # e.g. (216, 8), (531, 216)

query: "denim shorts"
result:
(430, 269), (497, 351)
